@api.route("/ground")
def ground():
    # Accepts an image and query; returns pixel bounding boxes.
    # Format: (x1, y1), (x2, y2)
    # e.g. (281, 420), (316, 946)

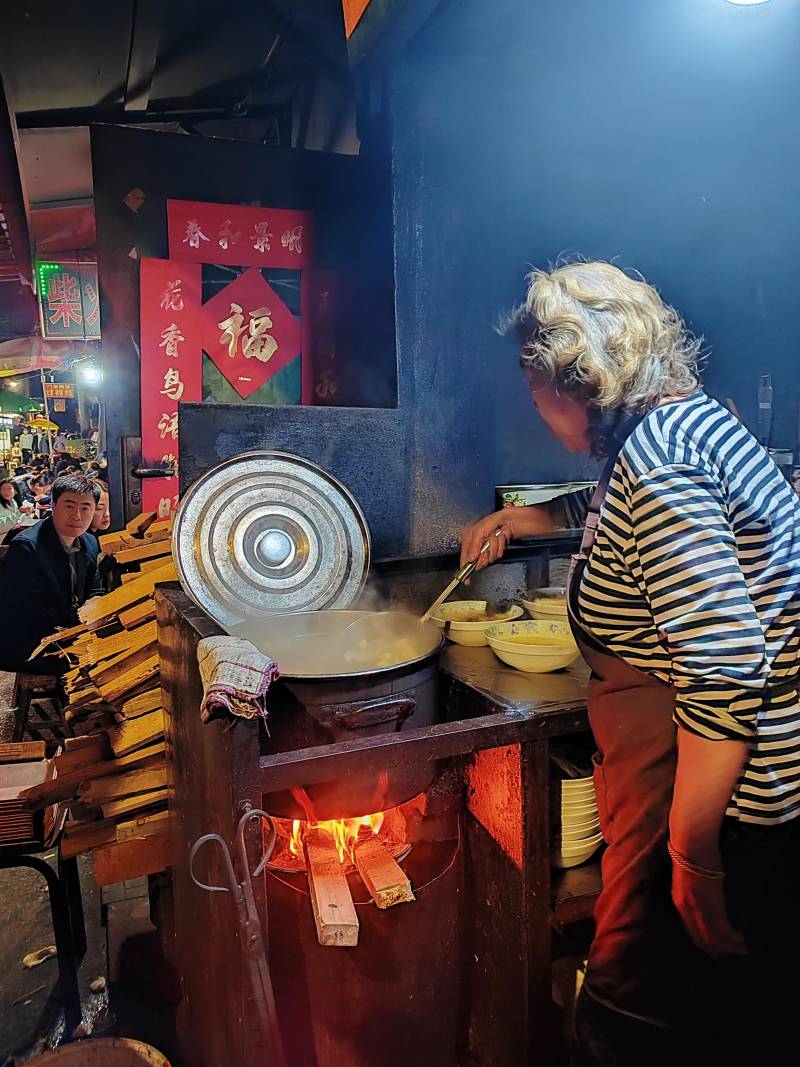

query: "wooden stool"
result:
(12, 673), (69, 747)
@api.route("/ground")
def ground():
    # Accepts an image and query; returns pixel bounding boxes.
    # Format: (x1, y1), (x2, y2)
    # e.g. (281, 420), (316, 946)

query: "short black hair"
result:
(14, 466), (28, 476)
(51, 474), (101, 504)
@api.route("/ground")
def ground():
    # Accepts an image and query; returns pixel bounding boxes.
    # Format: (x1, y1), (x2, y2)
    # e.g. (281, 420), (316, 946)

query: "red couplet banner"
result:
(166, 200), (312, 271)
(139, 258), (202, 518)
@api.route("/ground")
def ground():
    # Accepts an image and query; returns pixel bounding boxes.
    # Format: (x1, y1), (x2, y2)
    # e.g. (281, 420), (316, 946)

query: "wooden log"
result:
(63, 733), (112, 759)
(139, 555), (171, 574)
(79, 559), (176, 627)
(303, 830), (359, 948)
(144, 517), (173, 539)
(107, 709), (164, 757)
(65, 702), (114, 724)
(78, 766), (167, 807)
(91, 620), (156, 663)
(119, 600), (156, 629)
(21, 743), (166, 810)
(114, 540), (172, 566)
(0, 742), (46, 763)
(354, 836), (415, 909)
(101, 787), (168, 820)
(98, 655), (160, 705)
(89, 631), (158, 687)
(141, 526), (171, 545)
(120, 688), (162, 720)
(92, 833), (171, 887)
(125, 511), (157, 537)
(116, 809), (170, 843)
(61, 817), (118, 859)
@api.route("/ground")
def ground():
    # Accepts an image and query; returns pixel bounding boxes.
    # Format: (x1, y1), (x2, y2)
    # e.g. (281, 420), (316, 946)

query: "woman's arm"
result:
(459, 504), (560, 571)
(668, 728), (749, 958)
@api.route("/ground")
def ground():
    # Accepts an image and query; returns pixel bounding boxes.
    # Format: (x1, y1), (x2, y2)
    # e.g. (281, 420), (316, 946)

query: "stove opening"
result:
(266, 794), (421, 874)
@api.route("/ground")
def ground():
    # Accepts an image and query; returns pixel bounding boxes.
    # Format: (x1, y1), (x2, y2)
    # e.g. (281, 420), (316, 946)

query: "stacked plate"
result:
(551, 773), (603, 869)
(522, 587), (568, 621)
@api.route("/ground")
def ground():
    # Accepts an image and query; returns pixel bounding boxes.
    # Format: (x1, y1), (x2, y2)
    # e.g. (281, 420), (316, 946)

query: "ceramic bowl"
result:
(559, 776), (595, 795)
(555, 820), (602, 843)
(485, 620), (579, 673)
(552, 831), (604, 869)
(522, 587), (568, 620)
(430, 600), (524, 646)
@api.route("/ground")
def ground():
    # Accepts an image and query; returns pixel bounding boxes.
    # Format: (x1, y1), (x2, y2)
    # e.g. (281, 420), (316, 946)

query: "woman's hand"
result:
(671, 863), (748, 959)
(459, 505), (559, 572)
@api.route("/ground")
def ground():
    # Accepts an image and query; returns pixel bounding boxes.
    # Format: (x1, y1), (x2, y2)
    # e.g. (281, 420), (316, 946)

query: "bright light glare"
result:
(80, 363), (101, 385)
(8, 380), (19, 389)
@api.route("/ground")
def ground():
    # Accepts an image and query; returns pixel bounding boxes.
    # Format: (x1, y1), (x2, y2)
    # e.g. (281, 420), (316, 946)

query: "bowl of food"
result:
(430, 600), (524, 646)
(485, 620), (579, 672)
(521, 587), (568, 620)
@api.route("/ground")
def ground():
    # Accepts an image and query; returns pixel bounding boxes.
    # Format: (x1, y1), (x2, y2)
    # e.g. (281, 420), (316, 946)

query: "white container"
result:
(552, 831), (604, 869)
(486, 620), (579, 673)
(431, 600), (524, 646)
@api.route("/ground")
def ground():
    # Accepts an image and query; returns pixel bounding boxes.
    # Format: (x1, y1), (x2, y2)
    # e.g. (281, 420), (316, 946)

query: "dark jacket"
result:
(0, 516), (101, 670)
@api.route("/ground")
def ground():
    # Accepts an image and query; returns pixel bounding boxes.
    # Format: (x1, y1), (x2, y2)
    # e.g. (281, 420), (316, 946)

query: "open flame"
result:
(288, 811), (386, 864)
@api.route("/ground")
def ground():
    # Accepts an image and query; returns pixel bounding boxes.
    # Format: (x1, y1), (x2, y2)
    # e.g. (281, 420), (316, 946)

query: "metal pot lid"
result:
(173, 451), (371, 627)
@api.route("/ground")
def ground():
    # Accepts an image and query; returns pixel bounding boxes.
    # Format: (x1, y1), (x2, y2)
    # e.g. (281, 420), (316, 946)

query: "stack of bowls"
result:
(430, 600), (523, 646)
(521, 586), (568, 622)
(551, 774), (603, 869)
(485, 620), (579, 673)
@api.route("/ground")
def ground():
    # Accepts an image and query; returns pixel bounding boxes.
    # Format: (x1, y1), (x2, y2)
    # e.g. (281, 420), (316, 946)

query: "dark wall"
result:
(390, 0), (800, 550)
(91, 123), (396, 521)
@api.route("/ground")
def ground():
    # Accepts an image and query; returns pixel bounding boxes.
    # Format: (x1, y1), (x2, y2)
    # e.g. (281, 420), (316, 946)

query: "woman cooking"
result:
(460, 261), (800, 1065)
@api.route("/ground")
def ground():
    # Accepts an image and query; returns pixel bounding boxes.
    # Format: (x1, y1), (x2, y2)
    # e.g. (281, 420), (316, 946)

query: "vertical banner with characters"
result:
(139, 259), (202, 517)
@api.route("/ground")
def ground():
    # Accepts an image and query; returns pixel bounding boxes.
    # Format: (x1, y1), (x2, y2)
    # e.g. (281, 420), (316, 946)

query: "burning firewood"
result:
(303, 829), (359, 948)
(354, 836), (415, 910)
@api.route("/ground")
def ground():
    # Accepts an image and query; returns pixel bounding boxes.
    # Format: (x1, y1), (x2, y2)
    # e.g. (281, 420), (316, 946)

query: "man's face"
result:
(52, 492), (97, 542)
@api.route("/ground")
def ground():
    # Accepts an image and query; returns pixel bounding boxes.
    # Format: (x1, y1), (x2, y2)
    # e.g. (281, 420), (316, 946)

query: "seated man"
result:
(0, 474), (102, 675)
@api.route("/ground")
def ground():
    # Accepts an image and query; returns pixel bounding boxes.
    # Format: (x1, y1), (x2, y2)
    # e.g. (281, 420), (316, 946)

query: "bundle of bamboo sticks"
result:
(21, 511), (177, 887)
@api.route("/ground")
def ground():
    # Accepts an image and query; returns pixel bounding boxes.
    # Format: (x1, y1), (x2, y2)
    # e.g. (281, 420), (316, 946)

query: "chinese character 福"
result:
(242, 307), (278, 363)
(218, 302), (245, 358)
(160, 280), (184, 312)
(159, 323), (185, 358)
(251, 221), (273, 253)
(183, 220), (209, 249)
(281, 226), (303, 255)
(157, 412), (178, 440)
(218, 220), (241, 250)
(160, 368), (184, 401)
(47, 273), (83, 328)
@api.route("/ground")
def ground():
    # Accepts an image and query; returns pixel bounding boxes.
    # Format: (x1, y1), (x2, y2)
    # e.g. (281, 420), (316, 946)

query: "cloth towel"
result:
(197, 636), (279, 724)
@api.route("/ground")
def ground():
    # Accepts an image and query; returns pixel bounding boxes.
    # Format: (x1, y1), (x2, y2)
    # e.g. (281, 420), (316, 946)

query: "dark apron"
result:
(566, 454), (702, 1028)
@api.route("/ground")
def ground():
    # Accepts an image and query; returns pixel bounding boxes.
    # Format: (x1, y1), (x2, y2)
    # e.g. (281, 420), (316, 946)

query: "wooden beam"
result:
(79, 559), (175, 627)
(78, 766), (167, 806)
(120, 688), (162, 720)
(125, 510), (157, 537)
(93, 832), (170, 886)
(114, 540), (172, 566)
(119, 600), (156, 629)
(0, 741), (46, 763)
(303, 830), (359, 947)
(21, 742), (166, 810)
(98, 654), (160, 705)
(116, 809), (170, 843)
(61, 818), (118, 859)
(101, 786), (168, 820)
(354, 836), (414, 909)
(107, 709), (164, 757)
(124, 0), (161, 112)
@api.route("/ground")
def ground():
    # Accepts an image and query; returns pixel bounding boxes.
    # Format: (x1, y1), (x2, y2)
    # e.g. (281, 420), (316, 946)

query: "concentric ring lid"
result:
(172, 451), (371, 628)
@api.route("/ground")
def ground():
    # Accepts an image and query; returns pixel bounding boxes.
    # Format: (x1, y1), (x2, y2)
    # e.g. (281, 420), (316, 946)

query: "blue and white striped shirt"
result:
(577, 392), (800, 824)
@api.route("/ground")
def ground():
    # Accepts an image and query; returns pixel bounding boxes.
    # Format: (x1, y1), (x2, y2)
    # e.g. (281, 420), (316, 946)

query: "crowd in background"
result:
(0, 449), (109, 545)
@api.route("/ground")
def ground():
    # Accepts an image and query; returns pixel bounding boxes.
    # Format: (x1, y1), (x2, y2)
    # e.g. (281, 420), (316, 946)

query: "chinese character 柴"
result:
(47, 273), (83, 328)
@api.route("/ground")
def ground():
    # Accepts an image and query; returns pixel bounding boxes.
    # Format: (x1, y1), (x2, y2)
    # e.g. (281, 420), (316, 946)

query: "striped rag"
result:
(197, 636), (280, 724)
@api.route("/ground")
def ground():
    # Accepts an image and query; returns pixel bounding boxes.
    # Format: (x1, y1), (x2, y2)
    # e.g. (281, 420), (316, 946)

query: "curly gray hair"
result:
(503, 260), (702, 413)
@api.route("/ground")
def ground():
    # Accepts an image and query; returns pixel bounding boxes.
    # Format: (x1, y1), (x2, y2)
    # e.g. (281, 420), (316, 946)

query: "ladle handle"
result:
(327, 696), (416, 729)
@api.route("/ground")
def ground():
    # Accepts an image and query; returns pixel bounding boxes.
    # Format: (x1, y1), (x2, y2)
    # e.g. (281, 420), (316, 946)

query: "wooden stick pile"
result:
(21, 511), (176, 887)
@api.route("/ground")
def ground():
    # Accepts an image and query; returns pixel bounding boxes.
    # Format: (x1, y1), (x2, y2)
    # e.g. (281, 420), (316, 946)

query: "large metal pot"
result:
(233, 609), (443, 820)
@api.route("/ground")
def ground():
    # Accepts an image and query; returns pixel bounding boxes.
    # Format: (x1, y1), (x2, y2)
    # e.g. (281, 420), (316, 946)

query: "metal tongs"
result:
(190, 803), (287, 1067)
(420, 529), (502, 623)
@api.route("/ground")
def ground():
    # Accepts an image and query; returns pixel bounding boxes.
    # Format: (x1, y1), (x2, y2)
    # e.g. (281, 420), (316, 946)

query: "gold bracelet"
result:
(667, 840), (725, 880)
